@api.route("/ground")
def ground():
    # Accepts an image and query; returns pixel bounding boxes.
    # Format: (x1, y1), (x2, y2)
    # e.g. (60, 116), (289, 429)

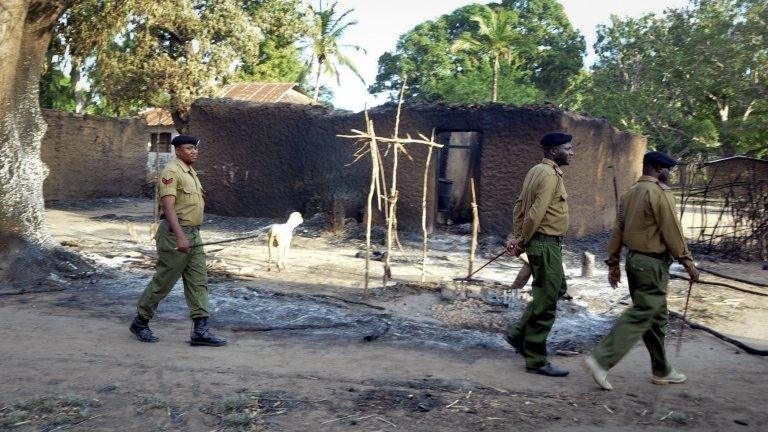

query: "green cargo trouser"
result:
(136, 222), (210, 320)
(590, 251), (672, 377)
(507, 235), (567, 369)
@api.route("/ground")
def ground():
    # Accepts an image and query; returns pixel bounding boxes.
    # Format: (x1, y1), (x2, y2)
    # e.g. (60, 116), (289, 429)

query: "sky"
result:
(325, 0), (691, 111)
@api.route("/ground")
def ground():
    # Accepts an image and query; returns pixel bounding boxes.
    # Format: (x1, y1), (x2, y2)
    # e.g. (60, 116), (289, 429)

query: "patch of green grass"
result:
(57, 393), (90, 408)
(221, 412), (253, 427)
(204, 392), (266, 430)
(0, 393), (98, 430)
(0, 409), (31, 429)
(134, 394), (171, 413)
(213, 394), (251, 413)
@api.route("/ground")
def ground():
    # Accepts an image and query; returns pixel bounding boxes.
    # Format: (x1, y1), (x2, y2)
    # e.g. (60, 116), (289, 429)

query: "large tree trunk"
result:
(0, 0), (90, 290)
(170, 107), (190, 134)
(70, 57), (85, 113)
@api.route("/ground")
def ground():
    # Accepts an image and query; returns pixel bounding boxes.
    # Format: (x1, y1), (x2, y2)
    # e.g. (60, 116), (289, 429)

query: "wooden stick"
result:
(50, 414), (103, 431)
(383, 78), (407, 286)
(321, 413), (363, 425)
(364, 111), (379, 290)
(375, 139), (388, 214)
(463, 249), (507, 280)
(421, 129), (435, 284)
(337, 132), (444, 148)
(377, 416), (397, 428)
(468, 177), (479, 278)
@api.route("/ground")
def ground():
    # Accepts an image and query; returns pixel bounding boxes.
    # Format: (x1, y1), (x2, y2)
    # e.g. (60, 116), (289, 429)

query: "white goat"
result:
(267, 212), (304, 271)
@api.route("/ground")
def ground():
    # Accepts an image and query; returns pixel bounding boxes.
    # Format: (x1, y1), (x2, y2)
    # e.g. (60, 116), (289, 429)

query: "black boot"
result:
(130, 315), (158, 343)
(190, 317), (227, 347)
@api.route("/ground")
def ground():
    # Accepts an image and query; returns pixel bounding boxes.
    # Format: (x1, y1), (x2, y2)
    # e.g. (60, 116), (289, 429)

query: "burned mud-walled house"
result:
(703, 156), (768, 197)
(187, 99), (646, 238)
(41, 109), (148, 200)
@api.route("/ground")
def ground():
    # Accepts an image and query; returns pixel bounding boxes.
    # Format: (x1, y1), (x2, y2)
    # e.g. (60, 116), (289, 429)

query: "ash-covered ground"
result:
(43, 198), (768, 353)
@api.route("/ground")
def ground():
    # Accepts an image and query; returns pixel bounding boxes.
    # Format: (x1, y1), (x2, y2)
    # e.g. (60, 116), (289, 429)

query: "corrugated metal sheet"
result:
(218, 83), (299, 103)
(141, 108), (174, 126)
(143, 83), (315, 126)
(704, 156), (768, 166)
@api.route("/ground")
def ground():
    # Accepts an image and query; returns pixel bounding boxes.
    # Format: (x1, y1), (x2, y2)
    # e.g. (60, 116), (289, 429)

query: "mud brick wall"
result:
(188, 100), (646, 237)
(41, 109), (148, 200)
(188, 100), (369, 220)
(558, 113), (646, 237)
(705, 158), (768, 197)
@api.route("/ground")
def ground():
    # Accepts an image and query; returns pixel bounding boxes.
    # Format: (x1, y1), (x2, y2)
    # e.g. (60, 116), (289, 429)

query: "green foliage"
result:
(39, 62), (75, 111)
(574, 0), (768, 157)
(431, 63), (543, 105)
(93, 0), (263, 126)
(235, 39), (305, 82)
(371, 0), (585, 104)
(451, 6), (523, 101)
(236, 0), (309, 82)
(303, 1), (365, 101)
(39, 0), (311, 123)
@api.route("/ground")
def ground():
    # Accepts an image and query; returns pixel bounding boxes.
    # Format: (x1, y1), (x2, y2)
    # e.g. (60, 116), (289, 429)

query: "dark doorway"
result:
(436, 131), (481, 224)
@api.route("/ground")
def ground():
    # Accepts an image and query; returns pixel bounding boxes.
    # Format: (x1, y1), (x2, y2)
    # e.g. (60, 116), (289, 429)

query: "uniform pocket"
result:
(526, 239), (544, 257)
(156, 228), (178, 252)
(179, 186), (199, 203)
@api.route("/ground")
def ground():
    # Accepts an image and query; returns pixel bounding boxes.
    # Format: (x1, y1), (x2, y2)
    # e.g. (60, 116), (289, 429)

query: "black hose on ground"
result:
(697, 266), (768, 288)
(670, 273), (768, 297)
(670, 311), (768, 356)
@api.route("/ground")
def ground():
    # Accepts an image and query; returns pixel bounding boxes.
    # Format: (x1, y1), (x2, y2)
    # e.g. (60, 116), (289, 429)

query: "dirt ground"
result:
(1, 198), (767, 431)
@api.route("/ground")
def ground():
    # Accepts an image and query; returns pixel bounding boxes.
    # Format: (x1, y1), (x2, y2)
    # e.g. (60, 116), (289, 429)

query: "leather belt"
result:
(159, 220), (200, 231)
(630, 250), (670, 261)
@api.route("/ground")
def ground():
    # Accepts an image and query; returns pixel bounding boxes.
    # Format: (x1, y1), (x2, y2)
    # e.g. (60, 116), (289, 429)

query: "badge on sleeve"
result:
(161, 177), (173, 185)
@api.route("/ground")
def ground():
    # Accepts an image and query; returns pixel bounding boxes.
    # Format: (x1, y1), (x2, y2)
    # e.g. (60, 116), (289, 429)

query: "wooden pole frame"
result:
(338, 78), (444, 289)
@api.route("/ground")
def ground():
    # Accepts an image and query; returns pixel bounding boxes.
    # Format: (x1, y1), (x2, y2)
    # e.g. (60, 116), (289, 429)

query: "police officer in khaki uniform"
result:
(504, 132), (573, 377)
(583, 151), (699, 390)
(130, 135), (227, 347)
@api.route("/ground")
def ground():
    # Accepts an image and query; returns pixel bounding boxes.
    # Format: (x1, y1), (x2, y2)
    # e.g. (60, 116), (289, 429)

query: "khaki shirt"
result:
(512, 158), (569, 245)
(157, 158), (205, 227)
(606, 175), (694, 268)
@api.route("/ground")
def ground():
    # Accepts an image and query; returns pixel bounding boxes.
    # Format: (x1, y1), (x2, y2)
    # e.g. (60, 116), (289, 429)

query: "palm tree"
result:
(452, 6), (520, 102)
(305, 1), (366, 101)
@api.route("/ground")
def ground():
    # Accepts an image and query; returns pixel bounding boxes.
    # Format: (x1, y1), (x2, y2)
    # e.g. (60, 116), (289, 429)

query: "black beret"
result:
(171, 135), (200, 146)
(540, 132), (572, 148)
(643, 151), (677, 168)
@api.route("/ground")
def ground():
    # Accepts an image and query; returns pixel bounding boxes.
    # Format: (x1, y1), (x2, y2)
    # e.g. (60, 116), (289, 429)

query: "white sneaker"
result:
(652, 370), (687, 385)
(583, 355), (613, 390)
